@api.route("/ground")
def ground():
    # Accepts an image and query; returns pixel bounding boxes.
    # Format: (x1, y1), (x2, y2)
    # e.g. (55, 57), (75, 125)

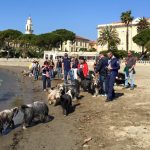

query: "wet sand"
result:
(0, 66), (150, 150)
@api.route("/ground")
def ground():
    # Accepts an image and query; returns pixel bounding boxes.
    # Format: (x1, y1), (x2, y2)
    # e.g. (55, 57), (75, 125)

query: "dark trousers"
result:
(99, 75), (106, 94)
(42, 75), (51, 90)
(106, 73), (116, 100)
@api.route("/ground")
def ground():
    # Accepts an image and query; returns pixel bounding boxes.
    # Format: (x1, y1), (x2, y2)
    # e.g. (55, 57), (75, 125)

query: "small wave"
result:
(0, 79), (3, 86)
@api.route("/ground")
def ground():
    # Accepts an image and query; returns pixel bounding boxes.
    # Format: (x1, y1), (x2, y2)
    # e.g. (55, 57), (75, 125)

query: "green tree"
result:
(133, 29), (150, 55)
(145, 40), (150, 51)
(121, 10), (134, 52)
(17, 34), (37, 57)
(0, 29), (22, 49)
(51, 29), (76, 50)
(35, 33), (62, 50)
(137, 17), (150, 33)
(97, 26), (120, 50)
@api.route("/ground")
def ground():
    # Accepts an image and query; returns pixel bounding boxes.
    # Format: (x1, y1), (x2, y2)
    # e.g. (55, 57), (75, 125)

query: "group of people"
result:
(29, 60), (40, 80)
(95, 50), (136, 102)
(41, 50), (136, 102)
(41, 53), (89, 91)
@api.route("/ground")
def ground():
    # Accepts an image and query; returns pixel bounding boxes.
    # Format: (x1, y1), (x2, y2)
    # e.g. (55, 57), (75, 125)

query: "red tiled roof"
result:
(75, 35), (90, 41)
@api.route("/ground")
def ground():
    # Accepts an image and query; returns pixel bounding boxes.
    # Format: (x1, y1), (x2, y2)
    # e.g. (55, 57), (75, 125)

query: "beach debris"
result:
(82, 137), (92, 145)
(83, 144), (90, 148)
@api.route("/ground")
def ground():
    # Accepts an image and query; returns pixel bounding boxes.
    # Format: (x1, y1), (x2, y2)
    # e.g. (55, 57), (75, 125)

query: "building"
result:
(52, 36), (97, 52)
(25, 17), (33, 34)
(89, 41), (97, 50)
(97, 18), (150, 52)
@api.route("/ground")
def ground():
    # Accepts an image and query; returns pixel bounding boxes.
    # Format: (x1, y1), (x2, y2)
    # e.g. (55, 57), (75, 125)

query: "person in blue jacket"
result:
(105, 51), (120, 102)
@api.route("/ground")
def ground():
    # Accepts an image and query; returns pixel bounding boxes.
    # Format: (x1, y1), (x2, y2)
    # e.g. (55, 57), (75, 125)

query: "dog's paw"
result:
(23, 125), (27, 130)
(48, 101), (52, 105)
(92, 95), (97, 98)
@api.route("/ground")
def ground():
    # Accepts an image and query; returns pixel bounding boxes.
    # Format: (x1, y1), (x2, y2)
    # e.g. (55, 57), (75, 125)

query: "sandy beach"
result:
(0, 65), (150, 150)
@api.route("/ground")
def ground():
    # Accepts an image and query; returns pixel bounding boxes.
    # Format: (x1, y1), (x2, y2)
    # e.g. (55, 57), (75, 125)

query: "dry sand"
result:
(0, 65), (150, 150)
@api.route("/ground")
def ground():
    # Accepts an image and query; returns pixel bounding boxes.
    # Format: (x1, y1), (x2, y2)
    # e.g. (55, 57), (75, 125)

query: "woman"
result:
(72, 57), (79, 80)
(41, 61), (51, 91)
(78, 57), (89, 79)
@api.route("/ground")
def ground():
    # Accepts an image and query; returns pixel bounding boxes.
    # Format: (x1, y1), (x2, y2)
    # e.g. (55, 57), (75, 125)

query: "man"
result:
(106, 51), (120, 102)
(124, 51), (136, 90)
(62, 53), (73, 83)
(95, 53), (108, 96)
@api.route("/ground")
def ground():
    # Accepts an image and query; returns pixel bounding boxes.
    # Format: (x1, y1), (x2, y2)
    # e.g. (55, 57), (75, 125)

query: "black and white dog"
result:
(20, 101), (49, 129)
(91, 76), (101, 97)
(63, 79), (80, 100)
(0, 107), (19, 134)
(115, 72), (125, 85)
(60, 89), (73, 116)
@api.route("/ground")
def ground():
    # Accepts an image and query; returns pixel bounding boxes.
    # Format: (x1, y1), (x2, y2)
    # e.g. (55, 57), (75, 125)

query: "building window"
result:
(76, 41), (78, 46)
(80, 41), (82, 46)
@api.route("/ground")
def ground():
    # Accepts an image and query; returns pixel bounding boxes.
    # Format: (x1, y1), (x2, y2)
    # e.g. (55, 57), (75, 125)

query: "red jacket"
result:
(78, 62), (89, 77)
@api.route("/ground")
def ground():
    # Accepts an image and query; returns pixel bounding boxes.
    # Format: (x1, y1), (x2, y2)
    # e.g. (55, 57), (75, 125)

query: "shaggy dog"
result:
(91, 76), (101, 97)
(20, 101), (49, 129)
(60, 89), (73, 116)
(0, 107), (19, 134)
(63, 79), (80, 100)
(48, 89), (62, 105)
(80, 78), (92, 93)
(47, 84), (64, 105)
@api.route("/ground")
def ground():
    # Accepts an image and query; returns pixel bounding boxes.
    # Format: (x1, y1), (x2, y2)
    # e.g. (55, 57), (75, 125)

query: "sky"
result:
(0, 0), (149, 40)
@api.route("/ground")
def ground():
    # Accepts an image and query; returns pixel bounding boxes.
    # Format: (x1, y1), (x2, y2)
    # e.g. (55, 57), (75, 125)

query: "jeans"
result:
(64, 70), (73, 83)
(125, 70), (134, 88)
(34, 71), (39, 80)
(42, 75), (51, 90)
(49, 69), (54, 79)
(57, 67), (62, 79)
(99, 75), (106, 95)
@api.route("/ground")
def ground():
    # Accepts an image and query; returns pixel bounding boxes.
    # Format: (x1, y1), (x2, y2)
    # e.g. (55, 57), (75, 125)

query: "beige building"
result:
(52, 36), (97, 52)
(97, 18), (150, 52)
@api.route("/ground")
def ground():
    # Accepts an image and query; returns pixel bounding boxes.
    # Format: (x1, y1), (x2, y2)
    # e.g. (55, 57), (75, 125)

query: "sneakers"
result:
(100, 94), (107, 97)
(130, 87), (134, 90)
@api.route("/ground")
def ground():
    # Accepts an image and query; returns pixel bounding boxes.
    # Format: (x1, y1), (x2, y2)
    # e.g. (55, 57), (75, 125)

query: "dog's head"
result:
(57, 84), (64, 92)
(92, 77), (99, 87)
(12, 107), (19, 117)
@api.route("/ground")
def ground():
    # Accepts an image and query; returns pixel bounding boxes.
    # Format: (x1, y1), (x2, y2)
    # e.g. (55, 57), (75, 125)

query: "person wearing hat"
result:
(33, 60), (40, 80)
(62, 53), (73, 83)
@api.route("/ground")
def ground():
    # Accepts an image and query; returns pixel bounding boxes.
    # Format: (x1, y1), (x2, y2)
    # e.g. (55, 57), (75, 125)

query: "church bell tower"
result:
(25, 16), (33, 34)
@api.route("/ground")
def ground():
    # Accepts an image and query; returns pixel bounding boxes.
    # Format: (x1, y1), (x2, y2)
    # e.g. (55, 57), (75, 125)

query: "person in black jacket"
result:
(96, 53), (108, 96)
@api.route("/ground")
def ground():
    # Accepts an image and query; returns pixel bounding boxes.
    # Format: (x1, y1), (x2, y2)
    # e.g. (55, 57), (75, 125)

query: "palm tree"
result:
(121, 10), (134, 52)
(97, 26), (120, 50)
(137, 17), (150, 33)
(137, 17), (150, 53)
